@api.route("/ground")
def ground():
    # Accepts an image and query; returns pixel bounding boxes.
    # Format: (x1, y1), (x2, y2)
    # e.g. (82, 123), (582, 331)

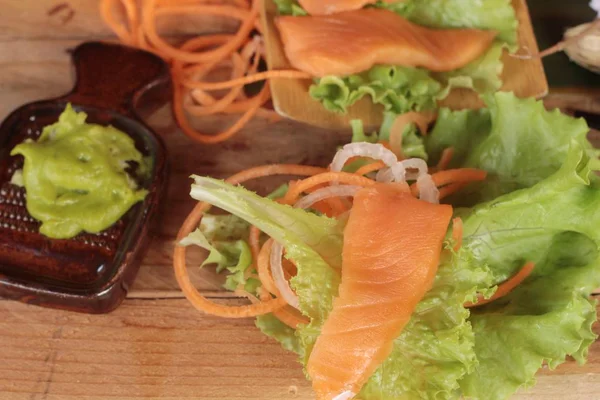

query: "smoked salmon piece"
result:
(297, 0), (398, 15)
(307, 183), (453, 400)
(276, 8), (497, 77)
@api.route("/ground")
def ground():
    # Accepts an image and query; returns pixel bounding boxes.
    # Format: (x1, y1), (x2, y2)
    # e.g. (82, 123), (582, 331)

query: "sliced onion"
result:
(270, 241), (300, 310)
(376, 158), (429, 183)
(401, 158), (429, 181)
(417, 174), (440, 204)
(294, 185), (362, 210)
(375, 167), (393, 183)
(330, 143), (405, 181)
(374, 163), (408, 183)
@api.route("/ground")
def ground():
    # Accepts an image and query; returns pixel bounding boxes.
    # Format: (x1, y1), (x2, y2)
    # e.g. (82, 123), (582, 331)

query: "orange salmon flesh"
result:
(276, 8), (497, 77)
(307, 183), (453, 399)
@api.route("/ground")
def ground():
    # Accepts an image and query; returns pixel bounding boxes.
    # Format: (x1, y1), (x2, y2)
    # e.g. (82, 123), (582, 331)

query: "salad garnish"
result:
(173, 93), (600, 399)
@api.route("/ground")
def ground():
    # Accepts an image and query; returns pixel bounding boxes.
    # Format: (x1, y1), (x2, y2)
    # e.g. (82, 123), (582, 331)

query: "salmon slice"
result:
(297, 0), (399, 15)
(307, 183), (453, 400)
(276, 8), (497, 77)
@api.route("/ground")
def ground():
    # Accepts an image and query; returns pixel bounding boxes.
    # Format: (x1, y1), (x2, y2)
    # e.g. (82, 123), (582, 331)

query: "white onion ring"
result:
(402, 158), (429, 181)
(417, 174), (440, 204)
(376, 158), (428, 183)
(270, 241), (300, 310)
(330, 143), (405, 181)
(270, 185), (362, 310)
(375, 167), (394, 183)
(294, 185), (362, 210)
(371, 158), (439, 203)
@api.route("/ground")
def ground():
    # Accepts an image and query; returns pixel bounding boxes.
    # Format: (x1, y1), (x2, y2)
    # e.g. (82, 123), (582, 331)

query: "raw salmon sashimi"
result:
(306, 183), (453, 400)
(297, 0), (399, 15)
(276, 8), (497, 77)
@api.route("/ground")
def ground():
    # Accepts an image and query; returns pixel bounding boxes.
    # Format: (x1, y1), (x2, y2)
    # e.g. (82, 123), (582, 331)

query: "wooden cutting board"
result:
(0, 1), (597, 399)
(261, 0), (549, 129)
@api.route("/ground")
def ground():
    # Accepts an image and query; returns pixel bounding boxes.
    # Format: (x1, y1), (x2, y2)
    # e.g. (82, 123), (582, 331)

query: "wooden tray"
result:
(0, 2), (597, 399)
(262, 0), (549, 129)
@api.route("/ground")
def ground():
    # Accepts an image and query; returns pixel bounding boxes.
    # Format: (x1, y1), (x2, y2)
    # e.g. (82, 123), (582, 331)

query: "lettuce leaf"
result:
(180, 228), (258, 293)
(185, 93), (600, 400)
(219, 240), (257, 292)
(348, 113), (428, 162)
(274, 94), (600, 400)
(256, 314), (302, 354)
(381, 0), (518, 47)
(358, 248), (493, 400)
(436, 42), (505, 96)
(426, 92), (595, 204)
(186, 179), (489, 399)
(189, 176), (342, 322)
(310, 66), (441, 115)
(457, 144), (600, 399)
(273, 0), (306, 15)
(179, 228), (228, 267)
(200, 214), (250, 242)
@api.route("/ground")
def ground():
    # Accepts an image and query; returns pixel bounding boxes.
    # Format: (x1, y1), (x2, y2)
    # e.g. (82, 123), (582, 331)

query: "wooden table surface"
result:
(1, 1), (600, 399)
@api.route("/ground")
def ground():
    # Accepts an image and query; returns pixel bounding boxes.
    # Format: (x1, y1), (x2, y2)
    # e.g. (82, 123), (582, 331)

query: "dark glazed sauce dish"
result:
(0, 42), (171, 313)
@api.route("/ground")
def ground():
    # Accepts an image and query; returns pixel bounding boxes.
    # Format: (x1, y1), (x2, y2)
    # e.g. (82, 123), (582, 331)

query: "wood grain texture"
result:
(0, 298), (599, 399)
(262, 0), (548, 129)
(0, 0), (240, 41)
(0, 2), (598, 399)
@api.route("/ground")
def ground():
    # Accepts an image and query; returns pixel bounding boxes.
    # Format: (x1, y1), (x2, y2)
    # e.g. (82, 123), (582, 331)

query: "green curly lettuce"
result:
(426, 92), (596, 205)
(310, 66), (442, 115)
(182, 93), (600, 400)
(458, 144), (600, 399)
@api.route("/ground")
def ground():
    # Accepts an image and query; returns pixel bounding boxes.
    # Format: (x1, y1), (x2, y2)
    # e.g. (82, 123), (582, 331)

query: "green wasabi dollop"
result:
(10, 104), (149, 239)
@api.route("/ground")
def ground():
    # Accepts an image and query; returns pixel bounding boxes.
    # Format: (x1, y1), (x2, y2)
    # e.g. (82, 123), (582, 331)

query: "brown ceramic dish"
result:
(0, 42), (170, 313)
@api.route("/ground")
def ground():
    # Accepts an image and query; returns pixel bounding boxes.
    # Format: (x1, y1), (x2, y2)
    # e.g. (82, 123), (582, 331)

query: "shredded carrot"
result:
(99, 0), (311, 144)
(257, 239), (280, 297)
(249, 225), (261, 265)
(306, 187), (348, 217)
(236, 288), (262, 304)
(174, 200), (287, 318)
(259, 288), (309, 329)
(256, 240), (310, 328)
(355, 161), (386, 176)
(237, 285), (307, 329)
(438, 182), (469, 200)
(173, 164), (325, 318)
(183, 70), (312, 91)
(389, 111), (437, 158)
(465, 262), (536, 308)
(411, 168), (487, 197)
(451, 217), (463, 252)
(284, 172), (376, 205)
(430, 168), (487, 187)
(225, 164), (327, 186)
(173, 161), (484, 318)
(379, 141), (392, 150)
(436, 148), (455, 171)
(273, 305), (310, 329)
(100, 0), (139, 45)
